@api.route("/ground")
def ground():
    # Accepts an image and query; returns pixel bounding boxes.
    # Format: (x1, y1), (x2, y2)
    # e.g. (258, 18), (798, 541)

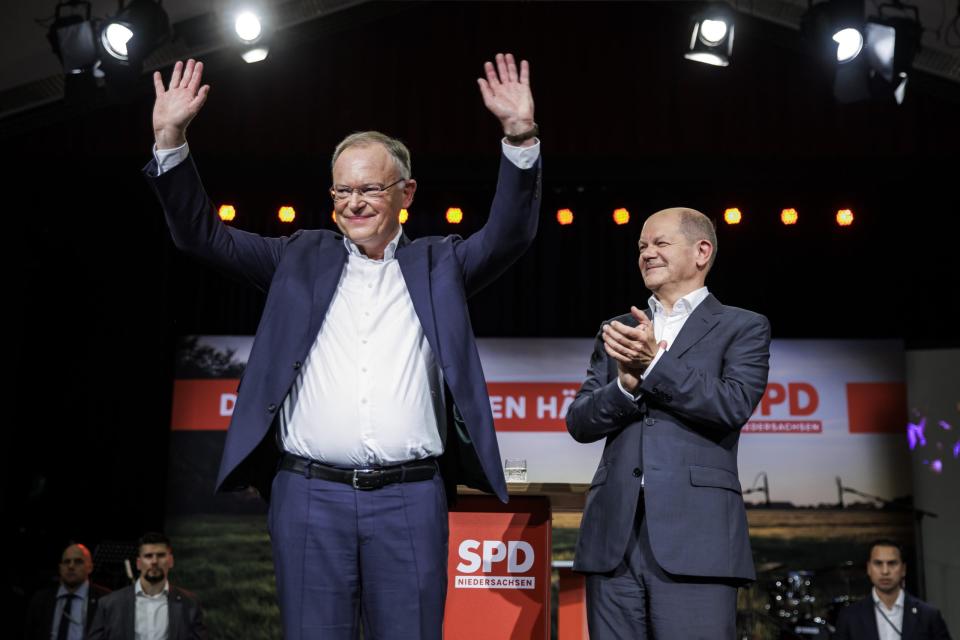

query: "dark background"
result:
(3, 0), (957, 608)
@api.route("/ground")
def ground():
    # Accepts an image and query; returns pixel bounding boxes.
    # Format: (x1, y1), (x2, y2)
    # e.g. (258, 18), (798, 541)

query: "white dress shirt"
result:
(153, 139), (540, 467)
(53, 581), (88, 640)
(872, 587), (905, 640)
(134, 579), (169, 640)
(617, 286), (710, 398)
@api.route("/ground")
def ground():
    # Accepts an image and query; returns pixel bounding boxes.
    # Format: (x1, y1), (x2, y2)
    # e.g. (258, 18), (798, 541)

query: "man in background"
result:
(833, 538), (951, 640)
(24, 543), (110, 640)
(87, 532), (206, 640)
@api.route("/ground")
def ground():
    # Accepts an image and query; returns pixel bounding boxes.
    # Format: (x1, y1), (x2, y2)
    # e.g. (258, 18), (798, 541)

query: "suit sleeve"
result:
(187, 597), (208, 640)
(85, 599), (109, 640)
(566, 326), (644, 443)
(639, 312), (771, 432)
(453, 153), (541, 297)
(830, 607), (852, 640)
(930, 608), (953, 640)
(143, 156), (292, 293)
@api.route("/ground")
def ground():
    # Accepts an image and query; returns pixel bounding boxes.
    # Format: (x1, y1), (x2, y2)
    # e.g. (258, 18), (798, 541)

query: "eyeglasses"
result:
(330, 178), (406, 202)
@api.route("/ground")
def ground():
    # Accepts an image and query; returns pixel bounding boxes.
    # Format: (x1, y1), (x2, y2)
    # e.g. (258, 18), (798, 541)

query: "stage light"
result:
(232, 9), (271, 63)
(278, 206), (296, 223)
(556, 208), (574, 225)
(47, 1), (99, 73)
(235, 12), (262, 42)
(684, 5), (735, 67)
(780, 208), (799, 225)
(218, 204), (236, 221)
(833, 27), (864, 62)
(100, 0), (170, 63)
(836, 209), (854, 226)
(446, 208), (463, 224)
(612, 208), (630, 225)
(399, 208), (409, 224)
(724, 208), (742, 224)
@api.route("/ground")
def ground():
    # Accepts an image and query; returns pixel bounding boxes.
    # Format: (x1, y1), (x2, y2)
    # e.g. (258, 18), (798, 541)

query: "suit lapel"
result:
(901, 593), (918, 640)
(167, 588), (183, 640)
(397, 238), (441, 363)
(666, 294), (723, 358)
(308, 235), (348, 339)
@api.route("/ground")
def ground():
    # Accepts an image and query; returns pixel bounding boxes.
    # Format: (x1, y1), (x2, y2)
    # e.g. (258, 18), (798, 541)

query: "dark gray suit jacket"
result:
(24, 582), (111, 640)
(86, 584), (207, 640)
(567, 294), (770, 580)
(833, 592), (953, 640)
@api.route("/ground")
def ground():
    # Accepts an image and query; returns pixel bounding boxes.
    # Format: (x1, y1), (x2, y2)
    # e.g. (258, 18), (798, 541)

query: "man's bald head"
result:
(648, 207), (718, 271)
(59, 543), (93, 589)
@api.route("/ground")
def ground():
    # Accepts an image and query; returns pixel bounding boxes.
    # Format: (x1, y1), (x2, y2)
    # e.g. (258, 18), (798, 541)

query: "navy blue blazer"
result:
(87, 584), (206, 640)
(833, 592), (953, 640)
(145, 153), (541, 502)
(567, 295), (771, 580)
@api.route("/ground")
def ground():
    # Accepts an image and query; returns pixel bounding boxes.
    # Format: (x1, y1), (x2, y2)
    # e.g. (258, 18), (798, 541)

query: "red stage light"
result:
(836, 209), (854, 226)
(781, 208), (798, 225)
(218, 204), (236, 222)
(724, 208), (742, 225)
(556, 208), (574, 225)
(612, 208), (630, 225)
(446, 207), (463, 224)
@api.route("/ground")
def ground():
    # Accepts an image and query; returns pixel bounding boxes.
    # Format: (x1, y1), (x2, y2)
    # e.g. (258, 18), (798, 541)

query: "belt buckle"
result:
(352, 469), (380, 490)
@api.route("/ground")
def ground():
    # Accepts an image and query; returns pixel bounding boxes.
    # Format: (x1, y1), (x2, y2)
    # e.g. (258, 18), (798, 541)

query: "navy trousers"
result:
(585, 497), (739, 640)
(268, 467), (449, 640)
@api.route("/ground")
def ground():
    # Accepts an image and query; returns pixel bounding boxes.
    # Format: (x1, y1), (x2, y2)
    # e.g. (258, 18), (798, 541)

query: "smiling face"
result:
(332, 143), (416, 260)
(637, 208), (713, 302)
(867, 544), (906, 597)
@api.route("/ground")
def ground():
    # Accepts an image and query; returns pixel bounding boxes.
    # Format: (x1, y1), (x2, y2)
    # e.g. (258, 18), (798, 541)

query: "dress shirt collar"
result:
(135, 578), (170, 598)
(871, 587), (905, 612)
(648, 286), (710, 316)
(56, 580), (89, 601)
(343, 226), (403, 261)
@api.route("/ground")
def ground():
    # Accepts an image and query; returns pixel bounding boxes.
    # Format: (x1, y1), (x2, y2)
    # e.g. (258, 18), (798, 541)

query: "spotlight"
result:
(100, 0), (170, 64)
(612, 208), (630, 225)
(446, 208), (463, 224)
(399, 208), (409, 224)
(231, 9), (271, 63)
(218, 204), (237, 221)
(803, 0), (920, 104)
(278, 206), (296, 223)
(47, 1), (98, 74)
(556, 208), (574, 225)
(836, 209), (855, 226)
(780, 208), (799, 225)
(723, 207), (742, 224)
(684, 5), (735, 67)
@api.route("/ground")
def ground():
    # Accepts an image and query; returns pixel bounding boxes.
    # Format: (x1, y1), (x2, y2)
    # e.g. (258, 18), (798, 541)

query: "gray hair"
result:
(330, 131), (412, 179)
(676, 207), (718, 270)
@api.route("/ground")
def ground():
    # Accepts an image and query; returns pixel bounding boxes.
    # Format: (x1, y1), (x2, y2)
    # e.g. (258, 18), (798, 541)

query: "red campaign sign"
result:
(170, 379), (238, 431)
(487, 382), (580, 432)
(445, 496), (551, 640)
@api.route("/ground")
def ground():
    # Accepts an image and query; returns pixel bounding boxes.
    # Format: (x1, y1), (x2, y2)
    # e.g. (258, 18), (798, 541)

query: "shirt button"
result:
(361, 367), (367, 373)
(633, 468), (642, 477)
(293, 361), (302, 370)
(362, 339), (368, 344)
(361, 398), (367, 404)
(645, 417), (656, 426)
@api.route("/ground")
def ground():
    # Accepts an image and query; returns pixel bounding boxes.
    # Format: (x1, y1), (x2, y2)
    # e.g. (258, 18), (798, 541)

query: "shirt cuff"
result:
(501, 139), (540, 169)
(616, 377), (642, 401)
(641, 347), (666, 380)
(153, 142), (190, 175)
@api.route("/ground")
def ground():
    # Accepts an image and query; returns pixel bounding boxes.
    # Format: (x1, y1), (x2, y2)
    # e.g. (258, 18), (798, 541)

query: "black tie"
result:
(57, 593), (76, 640)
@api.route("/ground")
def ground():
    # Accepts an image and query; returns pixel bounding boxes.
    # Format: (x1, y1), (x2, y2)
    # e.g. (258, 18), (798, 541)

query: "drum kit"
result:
(739, 560), (868, 639)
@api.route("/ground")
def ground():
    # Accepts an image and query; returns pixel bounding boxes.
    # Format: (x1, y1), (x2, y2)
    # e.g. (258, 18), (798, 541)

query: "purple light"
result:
(953, 441), (959, 458)
(939, 420), (952, 431)
(907, 418), (927, 450)
(931, 459), (943, 473)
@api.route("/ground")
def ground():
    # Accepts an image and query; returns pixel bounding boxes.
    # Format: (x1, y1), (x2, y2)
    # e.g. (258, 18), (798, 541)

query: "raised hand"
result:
(477, 53), (535, 139)
(152, 59), (210, 149)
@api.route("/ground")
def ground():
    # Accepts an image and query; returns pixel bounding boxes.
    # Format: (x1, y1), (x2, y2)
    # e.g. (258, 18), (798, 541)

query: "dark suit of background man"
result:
(145, 53), (540, 640)
(24, 543), (110, 640)
(567, 207), (771, 639)
(833, 538), (952, 640)
(87, 532), (206, 640)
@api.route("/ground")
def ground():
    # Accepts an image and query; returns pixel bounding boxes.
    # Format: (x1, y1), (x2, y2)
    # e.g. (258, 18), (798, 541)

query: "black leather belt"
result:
(279, 452), (438, 490)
